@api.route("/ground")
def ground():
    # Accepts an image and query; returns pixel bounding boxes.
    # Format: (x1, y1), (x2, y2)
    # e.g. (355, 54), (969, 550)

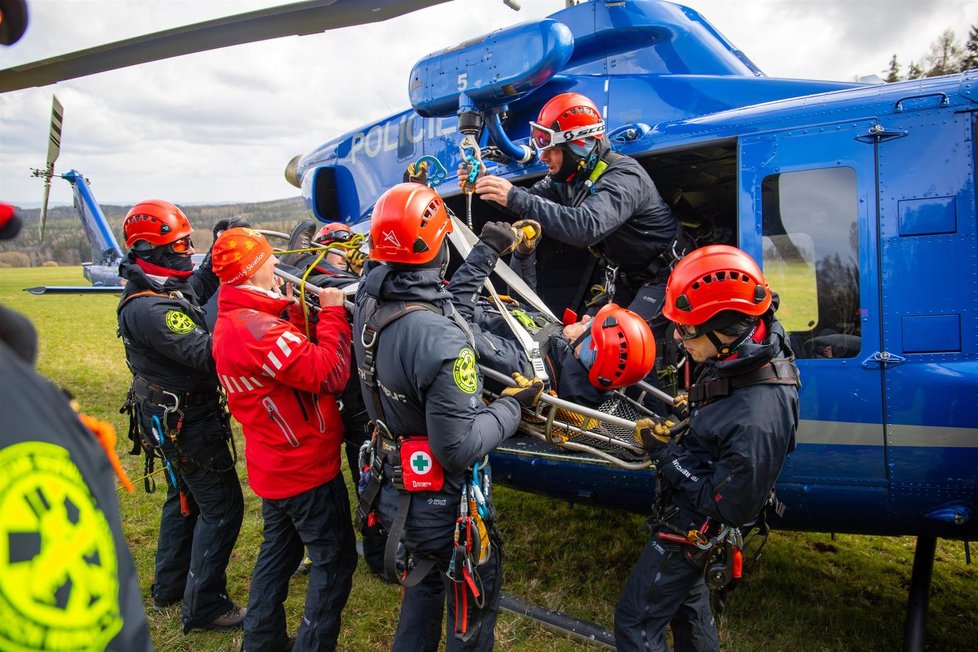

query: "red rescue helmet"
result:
(369, 183), (452, 265)
(123, 199), (192, 249)
(663, 245), (772, 327)
(315, 222), (353, 245)
(530, 92), (605, 152)
(584, 303), (656, 390)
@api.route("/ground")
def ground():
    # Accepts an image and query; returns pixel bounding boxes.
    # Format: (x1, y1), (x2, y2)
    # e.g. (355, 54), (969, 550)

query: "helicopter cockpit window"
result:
(761, 167), (860, 359)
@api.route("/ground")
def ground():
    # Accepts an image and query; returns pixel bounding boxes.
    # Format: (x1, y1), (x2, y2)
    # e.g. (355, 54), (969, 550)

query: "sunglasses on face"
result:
(169, 236), (193, 254)
(675, 323), (706, 340)
(528, 120), (606, 152)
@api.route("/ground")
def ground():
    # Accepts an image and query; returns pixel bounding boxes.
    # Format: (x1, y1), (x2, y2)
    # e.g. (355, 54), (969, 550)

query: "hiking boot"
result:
(292, 556), (313, 578)
(194, 604), (246, 632)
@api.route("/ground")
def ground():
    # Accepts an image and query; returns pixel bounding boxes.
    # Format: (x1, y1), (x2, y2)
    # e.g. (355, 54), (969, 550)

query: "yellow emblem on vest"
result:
(0, 442), (123, 651)
(165, 310), (196, 334)
(452, 347), (478, 394)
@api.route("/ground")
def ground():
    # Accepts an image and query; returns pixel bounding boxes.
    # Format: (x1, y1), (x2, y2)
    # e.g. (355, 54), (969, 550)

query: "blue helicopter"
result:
(2, 1), (975, 648)
(285, 3), (978, 647)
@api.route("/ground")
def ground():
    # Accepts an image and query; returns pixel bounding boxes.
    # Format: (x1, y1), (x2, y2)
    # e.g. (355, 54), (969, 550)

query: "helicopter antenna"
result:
(29, 95), (63, 242)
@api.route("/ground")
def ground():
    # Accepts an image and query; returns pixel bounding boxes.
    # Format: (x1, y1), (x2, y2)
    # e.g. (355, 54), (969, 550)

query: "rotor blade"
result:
(0, 0), (451, 92)
(46, 95), (63, 167)
(39, 177), (51, 242)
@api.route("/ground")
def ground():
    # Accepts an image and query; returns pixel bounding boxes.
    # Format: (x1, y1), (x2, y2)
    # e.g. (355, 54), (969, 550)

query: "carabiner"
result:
(459, 134), (483, 193)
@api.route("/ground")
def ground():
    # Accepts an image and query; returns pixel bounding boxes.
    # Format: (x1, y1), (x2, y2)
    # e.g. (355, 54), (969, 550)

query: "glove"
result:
(344, 248), (366, 275)
(673, 392), (690, 420)
(479, 221), (520, 256)
(513, 219), (542, 255)
(213, 217), (251, 241)
(634, 416), (678, 455)
(501, 372), (545, 409)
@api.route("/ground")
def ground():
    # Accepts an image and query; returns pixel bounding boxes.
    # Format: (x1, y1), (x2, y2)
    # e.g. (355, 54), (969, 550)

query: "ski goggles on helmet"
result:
(529, 120), (605, 152)
(316, 229), (353, 244)
(169, 236), (193, 254)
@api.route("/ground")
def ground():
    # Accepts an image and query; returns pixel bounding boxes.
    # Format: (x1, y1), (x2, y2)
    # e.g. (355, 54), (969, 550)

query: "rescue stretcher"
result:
(270, 219), (676, 471)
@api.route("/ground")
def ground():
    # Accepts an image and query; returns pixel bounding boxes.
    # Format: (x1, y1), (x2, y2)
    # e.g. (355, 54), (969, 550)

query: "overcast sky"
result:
(1, 0), (975, 207)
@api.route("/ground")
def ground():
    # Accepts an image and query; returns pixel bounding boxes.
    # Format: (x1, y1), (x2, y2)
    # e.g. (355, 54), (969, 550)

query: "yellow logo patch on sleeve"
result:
(0, 442), (123, 651)
(165, 310), (197, 334)
(452, 347), (479, 394)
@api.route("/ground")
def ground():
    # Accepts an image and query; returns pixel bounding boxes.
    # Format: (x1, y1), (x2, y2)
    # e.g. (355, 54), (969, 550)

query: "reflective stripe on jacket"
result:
(213, 284), (351, 499)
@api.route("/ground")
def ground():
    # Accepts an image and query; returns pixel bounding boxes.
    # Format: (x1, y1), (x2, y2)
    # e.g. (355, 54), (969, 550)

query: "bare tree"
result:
(925, 28), (962, 76)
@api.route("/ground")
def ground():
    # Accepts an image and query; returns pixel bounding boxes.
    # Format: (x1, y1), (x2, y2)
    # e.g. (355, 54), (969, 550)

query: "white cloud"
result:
(0, 0), (974, 207)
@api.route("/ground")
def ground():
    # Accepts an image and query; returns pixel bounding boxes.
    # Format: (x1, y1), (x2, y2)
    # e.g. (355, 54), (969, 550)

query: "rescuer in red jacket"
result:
(210, 227), (356, 652)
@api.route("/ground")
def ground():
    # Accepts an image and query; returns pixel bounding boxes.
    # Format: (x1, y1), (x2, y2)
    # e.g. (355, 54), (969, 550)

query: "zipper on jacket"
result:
(262, 397), (300, 447)
(292, 388), (310, 421)
(311, 394), (327, 433)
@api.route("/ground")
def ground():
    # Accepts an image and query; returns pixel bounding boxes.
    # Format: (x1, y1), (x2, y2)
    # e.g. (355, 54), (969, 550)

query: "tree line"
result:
(0, 197), (311, 268)
(883, 25), (978, 81)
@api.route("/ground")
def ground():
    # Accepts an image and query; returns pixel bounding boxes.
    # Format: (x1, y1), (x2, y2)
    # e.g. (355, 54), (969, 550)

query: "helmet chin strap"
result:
(707, 322), (757, 360)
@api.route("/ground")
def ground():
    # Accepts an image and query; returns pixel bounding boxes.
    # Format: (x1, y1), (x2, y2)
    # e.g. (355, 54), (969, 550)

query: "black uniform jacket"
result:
(353, 262), (522, 555)
(117, 256), (219, 393)
(654, 316), (799, 528)
(506, 154), (678, 279)
(0, 314), (152, 651)
(447, 241), (609, 408)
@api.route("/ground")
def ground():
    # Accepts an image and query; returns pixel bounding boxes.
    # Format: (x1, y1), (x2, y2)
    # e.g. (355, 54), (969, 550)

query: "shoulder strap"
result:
(118, 289), (173, 311)
(359, 299), (443, 426)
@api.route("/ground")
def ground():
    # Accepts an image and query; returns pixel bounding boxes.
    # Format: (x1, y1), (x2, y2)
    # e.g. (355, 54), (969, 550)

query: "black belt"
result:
(131, 375), (216, 408)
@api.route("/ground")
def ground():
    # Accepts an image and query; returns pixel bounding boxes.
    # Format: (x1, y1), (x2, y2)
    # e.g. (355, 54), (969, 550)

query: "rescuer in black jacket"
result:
(353, 183), (543, 651)
(468, 92), (686, 341)
(446, 227), (656, 408)
(614, 245), (800, 652)
(0, 203), (153, 651)
(116, 199), (246, 633)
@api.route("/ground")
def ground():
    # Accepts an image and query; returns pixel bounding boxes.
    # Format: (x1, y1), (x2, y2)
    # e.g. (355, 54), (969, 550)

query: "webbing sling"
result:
(687, 357), (800, 405)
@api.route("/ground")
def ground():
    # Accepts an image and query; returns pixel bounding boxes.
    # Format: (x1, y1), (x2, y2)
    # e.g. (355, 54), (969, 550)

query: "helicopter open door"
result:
(739, 120), (886, 533)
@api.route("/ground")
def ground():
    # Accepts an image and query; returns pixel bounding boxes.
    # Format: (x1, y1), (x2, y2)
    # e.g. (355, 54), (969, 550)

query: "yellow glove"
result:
(501, 372), (545, 409)
(513, 219), (542, 255)
(673, 392), (689, 420)
(344, 249), (366, 275)
(634, 416), (676, 454)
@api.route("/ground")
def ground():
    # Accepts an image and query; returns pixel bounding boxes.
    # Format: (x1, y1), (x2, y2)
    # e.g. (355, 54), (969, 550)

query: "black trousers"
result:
(243, 474), (357, 652)
(614, 535), (720, 652)
(343, 421), (387, 576)
(140, 399), (244, 632)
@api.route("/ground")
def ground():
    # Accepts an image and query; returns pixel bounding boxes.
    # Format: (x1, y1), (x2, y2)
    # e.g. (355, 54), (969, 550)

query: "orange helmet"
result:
(582, 304), (656, 390)
(123, 199), (192, 249)
(663, 245), (772, 328)
(530, 92), (605, 152)
(369, 183), (452, 266)
(315, 222), (353, 245)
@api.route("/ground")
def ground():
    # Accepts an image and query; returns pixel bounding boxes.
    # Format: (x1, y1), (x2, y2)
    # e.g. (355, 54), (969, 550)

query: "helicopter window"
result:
(761, 167), (861, 359)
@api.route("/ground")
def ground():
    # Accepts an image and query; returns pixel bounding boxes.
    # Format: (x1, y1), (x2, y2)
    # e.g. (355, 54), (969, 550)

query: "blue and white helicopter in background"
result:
(25, 95), (127, 293)
(3, 1), (976, 648)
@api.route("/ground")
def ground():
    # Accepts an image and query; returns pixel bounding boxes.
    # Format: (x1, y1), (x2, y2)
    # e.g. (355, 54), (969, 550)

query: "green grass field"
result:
(3, 266), (977, 651)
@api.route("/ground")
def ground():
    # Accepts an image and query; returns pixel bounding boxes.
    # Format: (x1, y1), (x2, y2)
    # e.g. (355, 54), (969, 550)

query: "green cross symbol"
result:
(412, 454), (430, 473)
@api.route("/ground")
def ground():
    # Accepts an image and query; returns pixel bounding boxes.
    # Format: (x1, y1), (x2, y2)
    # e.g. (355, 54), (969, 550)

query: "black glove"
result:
(213, 217), (252, 241)
(501, 372), (545, 409)
(634, 416), (682, 456)
(480, 221), (520, 256)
